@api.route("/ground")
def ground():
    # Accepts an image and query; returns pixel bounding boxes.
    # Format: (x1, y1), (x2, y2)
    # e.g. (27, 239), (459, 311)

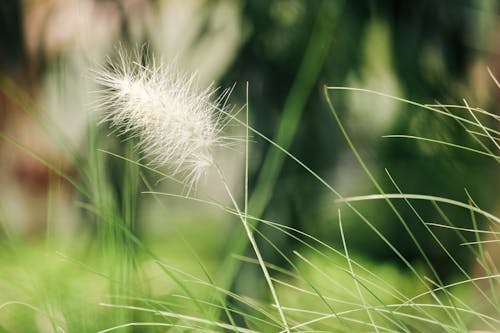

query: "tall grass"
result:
(0, 63), (498, 333)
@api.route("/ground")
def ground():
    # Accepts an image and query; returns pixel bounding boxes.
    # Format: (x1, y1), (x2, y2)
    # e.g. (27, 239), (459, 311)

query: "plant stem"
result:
(214, 164), (290, 333)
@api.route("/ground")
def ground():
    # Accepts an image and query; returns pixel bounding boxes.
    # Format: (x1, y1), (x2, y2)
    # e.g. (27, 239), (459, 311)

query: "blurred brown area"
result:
(0, 0), (148, 236)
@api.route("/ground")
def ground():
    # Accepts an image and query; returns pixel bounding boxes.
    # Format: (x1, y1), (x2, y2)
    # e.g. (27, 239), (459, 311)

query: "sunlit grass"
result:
(0, 63), (498, 332)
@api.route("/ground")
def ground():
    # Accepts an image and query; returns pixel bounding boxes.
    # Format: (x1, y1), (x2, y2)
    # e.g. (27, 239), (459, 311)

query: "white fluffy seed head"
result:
(94, 50), (230, 189)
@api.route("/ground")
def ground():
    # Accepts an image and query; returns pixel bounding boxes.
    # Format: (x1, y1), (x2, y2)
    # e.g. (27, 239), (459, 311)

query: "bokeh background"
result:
(0, 1), (499, 332)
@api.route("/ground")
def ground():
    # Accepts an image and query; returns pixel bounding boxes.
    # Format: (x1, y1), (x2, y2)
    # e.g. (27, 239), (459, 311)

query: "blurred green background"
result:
(0, 0), (499, 332)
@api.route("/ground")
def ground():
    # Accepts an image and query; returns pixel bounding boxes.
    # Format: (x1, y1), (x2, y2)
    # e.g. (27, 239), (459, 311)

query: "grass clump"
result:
(0, 50), (498, 332)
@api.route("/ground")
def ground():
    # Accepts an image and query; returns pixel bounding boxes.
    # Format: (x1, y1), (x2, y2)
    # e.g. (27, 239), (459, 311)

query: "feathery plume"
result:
(95, 49), (230, 188)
